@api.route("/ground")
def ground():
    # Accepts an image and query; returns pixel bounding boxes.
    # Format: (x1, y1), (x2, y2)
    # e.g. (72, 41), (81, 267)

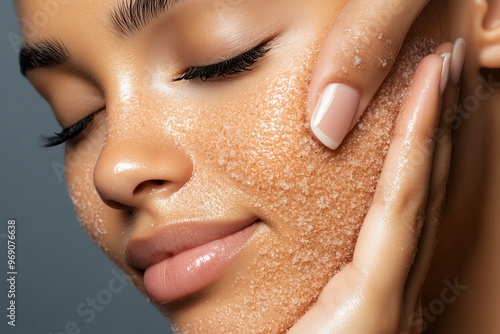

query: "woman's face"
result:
(17, 0), (433, 332)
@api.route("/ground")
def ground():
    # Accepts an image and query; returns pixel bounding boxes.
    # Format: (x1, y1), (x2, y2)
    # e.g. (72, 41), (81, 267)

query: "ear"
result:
(477, 0), (500, 68)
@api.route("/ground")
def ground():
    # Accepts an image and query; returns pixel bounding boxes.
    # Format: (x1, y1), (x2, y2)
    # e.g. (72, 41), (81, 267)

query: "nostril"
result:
(104, 199), (134, 211)
(133, 179), (168, 195)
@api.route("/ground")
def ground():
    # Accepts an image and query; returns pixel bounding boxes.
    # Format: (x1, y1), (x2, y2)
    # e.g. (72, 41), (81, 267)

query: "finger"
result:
(403, 39), (465, 313)
(309, 0), (430, 150)
(289, 53), (447, 334)
(402, 292), (423, 333)
(351, 52), (445, 299)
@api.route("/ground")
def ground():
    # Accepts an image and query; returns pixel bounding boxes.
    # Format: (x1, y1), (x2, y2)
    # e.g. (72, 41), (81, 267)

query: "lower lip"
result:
(143, 222), (259, 304)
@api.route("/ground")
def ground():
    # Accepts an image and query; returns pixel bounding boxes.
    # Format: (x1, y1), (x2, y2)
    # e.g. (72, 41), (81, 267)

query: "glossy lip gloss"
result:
(128, 221), (261, 304)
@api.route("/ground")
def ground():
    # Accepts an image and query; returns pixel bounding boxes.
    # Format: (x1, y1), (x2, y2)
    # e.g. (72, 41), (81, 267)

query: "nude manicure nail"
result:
(440, 53), (452, 96)
(450, 38), (466, 87)
(310, 83), (361, 150)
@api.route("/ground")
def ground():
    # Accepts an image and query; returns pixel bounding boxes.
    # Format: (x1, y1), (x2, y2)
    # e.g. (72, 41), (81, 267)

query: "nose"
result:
(93, 110), (193, 211)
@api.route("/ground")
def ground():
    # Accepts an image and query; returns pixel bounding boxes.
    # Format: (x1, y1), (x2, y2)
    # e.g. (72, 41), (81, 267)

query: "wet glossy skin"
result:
(15, 0), (479, 332)
(16, 0), (427, 332)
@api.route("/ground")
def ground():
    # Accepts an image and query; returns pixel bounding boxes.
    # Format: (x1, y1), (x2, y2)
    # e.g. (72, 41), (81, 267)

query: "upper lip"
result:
(126, 217), (259, 270)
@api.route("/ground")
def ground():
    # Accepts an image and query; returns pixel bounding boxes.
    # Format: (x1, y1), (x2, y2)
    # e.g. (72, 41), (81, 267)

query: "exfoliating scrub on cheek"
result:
(155, 36), (438, 332)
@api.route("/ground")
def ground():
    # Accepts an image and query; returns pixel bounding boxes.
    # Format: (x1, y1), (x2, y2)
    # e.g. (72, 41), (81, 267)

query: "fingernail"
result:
(440, 53), (452, 96)
(310, 83), (361, 150)
(450, 38), (466, 87)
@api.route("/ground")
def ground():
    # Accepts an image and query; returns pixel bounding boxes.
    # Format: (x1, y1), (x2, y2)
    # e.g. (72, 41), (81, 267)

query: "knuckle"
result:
(337, 33), (390, 74)
(373, 181), (427, 235)
(339, 17), (399, 71)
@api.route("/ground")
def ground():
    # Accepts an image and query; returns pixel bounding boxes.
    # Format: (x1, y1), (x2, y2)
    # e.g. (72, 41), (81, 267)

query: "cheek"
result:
(168, 37), (435, 332)
(189, 44), (390, 252)
(64, 129), (124, 262)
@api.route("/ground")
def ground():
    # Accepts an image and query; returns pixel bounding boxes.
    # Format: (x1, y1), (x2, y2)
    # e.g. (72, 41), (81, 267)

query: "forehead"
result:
(14, 0), (274, 57)
(14, 0), (254, 41)
(15, 0), (112, 42)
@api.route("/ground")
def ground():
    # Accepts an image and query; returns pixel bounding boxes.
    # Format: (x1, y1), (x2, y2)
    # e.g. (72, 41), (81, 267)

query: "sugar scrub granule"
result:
(354, 55), (362, 66)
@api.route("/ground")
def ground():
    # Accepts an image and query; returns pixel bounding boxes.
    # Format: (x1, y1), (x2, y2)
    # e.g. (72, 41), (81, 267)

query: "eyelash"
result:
(173, 44), (269, 81)
(41, 114), (95, 147)
(42, 44), (269, 147)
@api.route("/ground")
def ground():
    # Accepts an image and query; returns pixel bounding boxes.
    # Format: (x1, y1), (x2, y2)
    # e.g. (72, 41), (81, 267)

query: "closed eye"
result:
(173, 44), (269, 82)
(41, 113), (95, 147)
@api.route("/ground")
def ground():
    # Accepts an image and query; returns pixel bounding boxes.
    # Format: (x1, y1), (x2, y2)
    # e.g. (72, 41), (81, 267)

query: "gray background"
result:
(1, 2), (173, 333)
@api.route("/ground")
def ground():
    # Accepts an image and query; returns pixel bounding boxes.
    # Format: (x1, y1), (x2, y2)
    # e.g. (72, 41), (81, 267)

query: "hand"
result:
(290, 40), (465, 334)
(308, 0), (431, 150)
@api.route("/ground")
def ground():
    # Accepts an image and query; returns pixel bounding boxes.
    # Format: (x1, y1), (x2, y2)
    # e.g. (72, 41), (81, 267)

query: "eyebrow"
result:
(109, 0), (181, 38)
(19, 0), (182, 75)
(19, 39), (70, 76)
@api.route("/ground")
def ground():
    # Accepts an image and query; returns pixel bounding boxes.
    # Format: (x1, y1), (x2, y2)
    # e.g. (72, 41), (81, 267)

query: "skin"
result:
(15, 0), (500, 332)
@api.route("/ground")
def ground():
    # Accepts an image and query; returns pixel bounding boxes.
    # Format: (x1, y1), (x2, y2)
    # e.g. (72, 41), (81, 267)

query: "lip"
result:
(126, 218), (260, 303)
